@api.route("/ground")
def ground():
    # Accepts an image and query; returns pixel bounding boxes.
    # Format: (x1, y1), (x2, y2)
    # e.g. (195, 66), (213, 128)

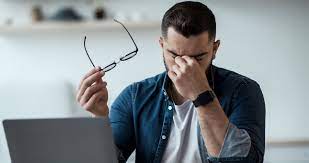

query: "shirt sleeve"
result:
(109, 84), (136, 162)
(207, 80), (265, 163)
(209, 122), (251, 158)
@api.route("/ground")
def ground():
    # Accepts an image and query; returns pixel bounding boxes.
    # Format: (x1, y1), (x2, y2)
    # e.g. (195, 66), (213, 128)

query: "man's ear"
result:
(159, 37), (164, 48)
(212, 40), (220, 60)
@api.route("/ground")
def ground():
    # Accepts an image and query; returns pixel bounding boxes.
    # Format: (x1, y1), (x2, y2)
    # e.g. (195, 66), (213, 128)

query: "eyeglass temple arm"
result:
(114, 19), (139, 52)
(84, 36), (97, 68)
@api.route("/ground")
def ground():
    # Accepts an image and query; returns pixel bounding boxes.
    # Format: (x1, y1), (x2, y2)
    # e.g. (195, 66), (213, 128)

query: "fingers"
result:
(174, 56), (187, 69)
(79, 82), (107, 106)
(173, 56), (192, 75)
(167, 70), (177, 81)
(76, 68), (105, 102)
(78, 67), (101, 89)
(83, 91), (106, 112)
(169, 56), (200, 80)
(181, 56), (195, 66)
(96, 77), (104, 84)
(174, 56), (197, 70)
(172, 64), (181, 76)
(170, 56), (185, 79)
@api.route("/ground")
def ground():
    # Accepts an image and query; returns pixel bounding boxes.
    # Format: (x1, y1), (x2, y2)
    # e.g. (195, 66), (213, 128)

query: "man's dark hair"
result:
(161, 1), (216, 40)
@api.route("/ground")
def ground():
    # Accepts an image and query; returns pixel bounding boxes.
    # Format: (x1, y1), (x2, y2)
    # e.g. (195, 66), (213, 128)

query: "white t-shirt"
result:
(161, 100), (203, 163)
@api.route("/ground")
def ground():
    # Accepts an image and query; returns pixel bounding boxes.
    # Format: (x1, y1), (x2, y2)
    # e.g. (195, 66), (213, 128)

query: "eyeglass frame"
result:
(83, 19), (139, 72)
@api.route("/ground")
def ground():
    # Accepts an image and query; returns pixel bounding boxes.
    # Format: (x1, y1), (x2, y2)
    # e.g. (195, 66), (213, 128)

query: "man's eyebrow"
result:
(167, 49), (208, 57)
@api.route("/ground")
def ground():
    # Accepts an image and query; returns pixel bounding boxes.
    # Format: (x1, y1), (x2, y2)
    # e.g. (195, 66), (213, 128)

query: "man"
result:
(76, 1), (265, 163)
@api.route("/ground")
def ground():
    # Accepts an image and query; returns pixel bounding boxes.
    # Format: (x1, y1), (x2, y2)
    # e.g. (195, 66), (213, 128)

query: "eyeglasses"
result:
(83, 19), (139, 72)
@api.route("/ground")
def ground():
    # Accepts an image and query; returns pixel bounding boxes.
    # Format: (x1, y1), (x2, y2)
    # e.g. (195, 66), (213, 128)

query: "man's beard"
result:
(163, 57), (169, 72)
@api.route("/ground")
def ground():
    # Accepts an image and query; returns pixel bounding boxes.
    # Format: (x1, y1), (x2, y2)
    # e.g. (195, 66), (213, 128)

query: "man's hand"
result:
(168, 56), (229, 157)
(76, 67), (109, 117)
(167, 56), (211, 101)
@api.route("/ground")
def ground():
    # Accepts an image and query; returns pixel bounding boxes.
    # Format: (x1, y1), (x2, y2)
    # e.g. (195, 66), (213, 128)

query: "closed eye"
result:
(171, 54), (177, 58)
(194, 55), (206, 61)
(167, 50), (179, 58)
(167, 49), (208, 61)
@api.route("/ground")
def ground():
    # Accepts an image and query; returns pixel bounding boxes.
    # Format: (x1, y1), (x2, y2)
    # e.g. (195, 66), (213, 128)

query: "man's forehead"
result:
(165, 27), (211, 54)
(166, 27), (210, 40)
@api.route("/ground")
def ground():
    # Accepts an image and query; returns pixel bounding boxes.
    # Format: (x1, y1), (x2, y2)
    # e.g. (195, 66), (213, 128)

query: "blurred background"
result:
(0, 0), (308, 162)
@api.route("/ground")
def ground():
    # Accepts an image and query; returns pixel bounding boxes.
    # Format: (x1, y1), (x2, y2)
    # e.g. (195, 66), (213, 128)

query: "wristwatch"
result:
(193, 90), (216, 107)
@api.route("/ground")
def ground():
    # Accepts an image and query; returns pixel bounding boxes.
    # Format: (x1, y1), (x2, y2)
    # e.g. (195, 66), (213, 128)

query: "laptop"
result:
(3, 117), (118, 163)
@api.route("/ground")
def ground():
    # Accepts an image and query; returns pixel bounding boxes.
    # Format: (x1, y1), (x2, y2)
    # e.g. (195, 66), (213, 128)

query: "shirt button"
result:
(162, 135), (166, 140)
(168, 106), (172, 111)
(163, 91), (167, 96)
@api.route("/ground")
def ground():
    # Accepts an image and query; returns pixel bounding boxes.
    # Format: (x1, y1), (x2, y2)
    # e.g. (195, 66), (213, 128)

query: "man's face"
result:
(159, 27), (220, 73)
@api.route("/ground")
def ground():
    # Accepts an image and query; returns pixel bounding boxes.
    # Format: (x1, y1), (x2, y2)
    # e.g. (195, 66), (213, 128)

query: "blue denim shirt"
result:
(109, 65), (265, 163)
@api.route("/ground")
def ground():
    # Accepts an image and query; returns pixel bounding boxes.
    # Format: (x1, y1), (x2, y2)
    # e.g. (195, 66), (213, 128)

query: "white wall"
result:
(211, 0), (309, 141)
(0, 0), (308, 162)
